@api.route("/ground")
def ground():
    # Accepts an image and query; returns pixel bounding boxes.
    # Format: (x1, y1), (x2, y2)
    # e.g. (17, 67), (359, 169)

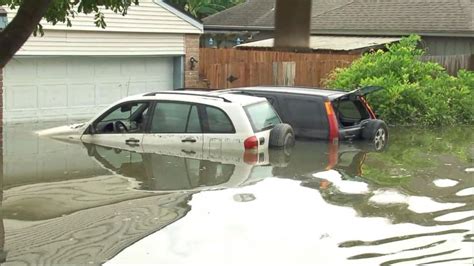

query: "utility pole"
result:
(274, 0), (312, 50)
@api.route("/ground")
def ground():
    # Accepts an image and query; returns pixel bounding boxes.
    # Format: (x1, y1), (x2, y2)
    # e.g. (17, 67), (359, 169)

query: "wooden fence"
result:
(422, 54), (473, 75)
(199, 48), (360, 89)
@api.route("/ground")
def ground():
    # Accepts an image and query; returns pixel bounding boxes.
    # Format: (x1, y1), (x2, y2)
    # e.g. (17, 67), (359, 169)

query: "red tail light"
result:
(325, 101), (339, 141)
(359, 96), (376, 119)
(243, 150), (258, 164)
(244, 136), (258, 150)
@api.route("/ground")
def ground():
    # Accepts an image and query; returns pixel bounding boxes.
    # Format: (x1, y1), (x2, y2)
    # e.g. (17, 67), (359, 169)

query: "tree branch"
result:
(0, 0), (53, 68)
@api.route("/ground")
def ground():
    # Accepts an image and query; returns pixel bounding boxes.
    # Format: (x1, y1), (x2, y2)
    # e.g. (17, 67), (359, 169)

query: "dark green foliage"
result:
(327, 35), (474, 126)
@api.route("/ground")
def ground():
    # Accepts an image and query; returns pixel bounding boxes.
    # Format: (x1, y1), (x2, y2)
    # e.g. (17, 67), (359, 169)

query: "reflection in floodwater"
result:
(281, 127), (473, 265)
(1, 124), (473, 265)
(84, 143), (271, 192)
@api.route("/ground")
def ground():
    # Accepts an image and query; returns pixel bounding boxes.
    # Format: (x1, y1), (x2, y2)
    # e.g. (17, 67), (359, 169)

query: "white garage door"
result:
(4, 56), (176, 123)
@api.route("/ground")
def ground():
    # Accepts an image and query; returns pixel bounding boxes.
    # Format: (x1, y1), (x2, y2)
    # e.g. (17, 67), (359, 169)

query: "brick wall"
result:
(184, 34), (200, 88)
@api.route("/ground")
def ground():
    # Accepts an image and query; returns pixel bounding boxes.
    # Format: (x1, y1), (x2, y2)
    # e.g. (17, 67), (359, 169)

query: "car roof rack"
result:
(143, 91), (232, 103)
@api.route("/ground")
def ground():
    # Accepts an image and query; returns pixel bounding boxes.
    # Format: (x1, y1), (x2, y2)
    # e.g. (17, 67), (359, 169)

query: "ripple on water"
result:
(407, 196), (465, 214)
(369, 189), (408, 205)
(368, 191), (466, 214)
(312, 170), (370, 195)
(434, 211), (474, 222)
(456, 187), (474, 196)
(433, 179), (459, 187)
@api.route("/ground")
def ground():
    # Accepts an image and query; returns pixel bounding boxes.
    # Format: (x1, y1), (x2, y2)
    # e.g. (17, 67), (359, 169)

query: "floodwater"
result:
(1, 123), (473, 265)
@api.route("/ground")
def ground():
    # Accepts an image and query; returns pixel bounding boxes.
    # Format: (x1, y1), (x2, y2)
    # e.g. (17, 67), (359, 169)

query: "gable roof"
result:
(203, 0), (474, 37)
(203, 0), (275, 30)
(312, 0), (473, 37)
(158, 0), (203, 31)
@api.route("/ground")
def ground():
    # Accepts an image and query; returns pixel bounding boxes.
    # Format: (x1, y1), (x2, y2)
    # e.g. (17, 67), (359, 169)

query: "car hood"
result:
(36, 122), (88, 142)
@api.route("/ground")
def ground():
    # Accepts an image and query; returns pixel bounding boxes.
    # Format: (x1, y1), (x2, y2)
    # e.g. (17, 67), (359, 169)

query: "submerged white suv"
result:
(38, 91), (295, 152)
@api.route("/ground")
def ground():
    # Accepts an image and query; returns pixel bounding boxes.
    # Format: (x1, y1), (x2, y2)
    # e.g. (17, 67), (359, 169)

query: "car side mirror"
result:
(88, 124), (97, 135)
(121, 105), (132, 112)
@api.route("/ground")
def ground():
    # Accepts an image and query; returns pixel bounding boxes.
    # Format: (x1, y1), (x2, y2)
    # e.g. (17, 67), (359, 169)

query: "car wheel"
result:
(361, 120), (389, 151)
(270, 123), (295, 149)
(269, 148), (292, 167)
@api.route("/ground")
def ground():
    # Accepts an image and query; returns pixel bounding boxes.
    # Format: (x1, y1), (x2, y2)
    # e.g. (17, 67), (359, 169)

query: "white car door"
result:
(200, 105), (245, 158)
(141, 101), (204, 159)
(81, 101), (151, 153)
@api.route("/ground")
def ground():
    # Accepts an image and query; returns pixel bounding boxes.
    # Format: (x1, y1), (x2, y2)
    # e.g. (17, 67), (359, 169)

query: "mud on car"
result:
(37, 91), (295, 152)
(219, 86), (388, 151)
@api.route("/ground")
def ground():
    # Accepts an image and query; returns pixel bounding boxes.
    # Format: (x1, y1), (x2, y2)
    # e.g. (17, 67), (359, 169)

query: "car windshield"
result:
(244, 101), (281, 132)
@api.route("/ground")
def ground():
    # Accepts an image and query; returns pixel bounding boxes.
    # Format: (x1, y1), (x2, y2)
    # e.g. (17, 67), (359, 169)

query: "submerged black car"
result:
(220, 86), (388, 151)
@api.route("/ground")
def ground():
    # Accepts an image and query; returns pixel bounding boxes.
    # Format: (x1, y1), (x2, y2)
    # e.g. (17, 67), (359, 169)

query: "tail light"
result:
(243, 150), (258, 164)
(324, 101), (339, 141)
(244, 136), (258, 150)
(359, 96), (376, 119)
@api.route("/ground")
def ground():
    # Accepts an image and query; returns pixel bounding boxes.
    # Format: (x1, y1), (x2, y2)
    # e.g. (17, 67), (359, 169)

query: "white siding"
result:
(4, 57), (175, 122)
(16, 30), (185, 56)
(5, 0), (202, 34)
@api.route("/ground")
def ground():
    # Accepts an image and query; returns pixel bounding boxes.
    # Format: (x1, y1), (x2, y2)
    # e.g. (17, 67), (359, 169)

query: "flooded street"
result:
(1, 123), (473, 265)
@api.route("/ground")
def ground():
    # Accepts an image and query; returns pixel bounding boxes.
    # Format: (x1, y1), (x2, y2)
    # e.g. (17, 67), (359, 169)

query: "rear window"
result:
(332, 99), (370, 127)
(244, 101), (281, 132)
(336, 100), (363, 119)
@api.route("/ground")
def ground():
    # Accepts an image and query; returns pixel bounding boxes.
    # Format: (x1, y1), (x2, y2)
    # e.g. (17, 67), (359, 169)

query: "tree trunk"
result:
(0, 0), (53, 68)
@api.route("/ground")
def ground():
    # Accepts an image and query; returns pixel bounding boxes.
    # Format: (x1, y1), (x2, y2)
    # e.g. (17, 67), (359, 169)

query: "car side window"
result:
(204, 106), (235, 134)
(149, 102), (202, 134)
(150, 102), (189, 133)
(93, 102), (150, 134)
(286, 98), (325, 130)
(187, 105), (202, 133)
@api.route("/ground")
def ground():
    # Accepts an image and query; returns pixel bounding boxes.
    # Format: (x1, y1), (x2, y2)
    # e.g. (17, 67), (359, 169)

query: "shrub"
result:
(326, 35), (474, 126)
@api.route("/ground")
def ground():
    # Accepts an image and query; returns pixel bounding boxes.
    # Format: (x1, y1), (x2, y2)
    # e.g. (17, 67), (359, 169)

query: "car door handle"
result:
(125, 138), (140, 146)
(182, 149), (196, 155)
(181, 137), (197, 143)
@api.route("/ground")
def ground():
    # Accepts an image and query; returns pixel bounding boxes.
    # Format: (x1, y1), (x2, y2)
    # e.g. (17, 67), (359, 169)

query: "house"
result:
(1, 0), (203, 123)
(203, 0), (474, 72)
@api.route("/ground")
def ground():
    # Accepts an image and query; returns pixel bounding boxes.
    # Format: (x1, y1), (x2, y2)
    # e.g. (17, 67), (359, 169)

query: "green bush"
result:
(326, 35), (474, 126)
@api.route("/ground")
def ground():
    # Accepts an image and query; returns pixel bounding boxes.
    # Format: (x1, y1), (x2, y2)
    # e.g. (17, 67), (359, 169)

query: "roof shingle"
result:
(203, 0), (474, 36)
